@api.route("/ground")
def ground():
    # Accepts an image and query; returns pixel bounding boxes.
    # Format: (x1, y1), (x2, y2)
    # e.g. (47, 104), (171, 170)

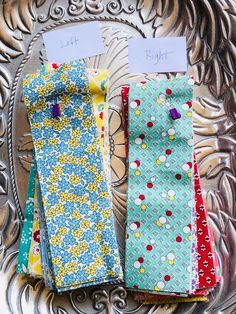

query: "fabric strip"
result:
(125, 77), (194, 294)
(17, 163), (36, 274)
(23, 61), (123, 291)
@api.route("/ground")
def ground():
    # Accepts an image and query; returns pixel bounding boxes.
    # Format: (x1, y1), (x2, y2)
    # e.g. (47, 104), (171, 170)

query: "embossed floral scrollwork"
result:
(0, 65), (11, 108)
(193, 97), (235, 136)
(91, 289), (108, 312)
(109, 106), (126, 186)
(91, 287), (135, 314)
(0, 201), (20, 253)
(38, 0), (65, 22)
(0, 112), (6, 148)
(110, 286), (127, 311)
(68, 0), (104, 16)
(137, 0), (236, 114)
(70, 288), (88, 313)
(17, 133), (33, 172)
(0, 161), (8, 195)
(0, 0), (46, 61)
(106, 0), (135, 15)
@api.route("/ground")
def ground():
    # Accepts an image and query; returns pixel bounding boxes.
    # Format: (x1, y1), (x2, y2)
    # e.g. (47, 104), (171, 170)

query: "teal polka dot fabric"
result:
(125, 76), (195, 294)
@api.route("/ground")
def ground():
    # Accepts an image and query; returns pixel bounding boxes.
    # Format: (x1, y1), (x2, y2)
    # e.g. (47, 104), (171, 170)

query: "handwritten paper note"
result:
(43, 22), (105, 63)
(128, 37), (187, 73)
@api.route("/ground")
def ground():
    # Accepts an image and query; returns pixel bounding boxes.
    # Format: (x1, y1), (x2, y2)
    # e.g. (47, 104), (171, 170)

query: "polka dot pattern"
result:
(125, 77), (196, 294)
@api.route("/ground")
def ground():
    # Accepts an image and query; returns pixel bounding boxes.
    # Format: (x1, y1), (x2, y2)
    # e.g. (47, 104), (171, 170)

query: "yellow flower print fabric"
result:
(19, 67), (111, 279)
(88, 69), (110, 181)
(44, 64), (110, 176)
(23, 61), (123, 291)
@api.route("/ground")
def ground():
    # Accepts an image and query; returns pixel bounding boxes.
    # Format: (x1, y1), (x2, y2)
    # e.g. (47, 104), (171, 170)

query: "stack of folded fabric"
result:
(17, 60), (219, 301)
(122, 77), (220, 304)
(17, 61), (123, 292)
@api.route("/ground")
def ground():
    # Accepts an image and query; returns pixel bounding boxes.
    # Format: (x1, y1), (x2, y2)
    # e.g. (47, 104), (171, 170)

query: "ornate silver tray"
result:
(0, 0), (236, 313)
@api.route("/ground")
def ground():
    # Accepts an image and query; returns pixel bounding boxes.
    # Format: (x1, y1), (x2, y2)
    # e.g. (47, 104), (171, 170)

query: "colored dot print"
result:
(182, 162), (193, 178)
(156, 216), (166, 227)
(135, 134), (148, 150)
(156, 155), (166, 165)
(130, 160), (141, 176)
(155, 281), (165, 291)
(138, 257), (144, 263)
(146, 245), (153, 251)
(168, 190), (175, 201)
(125, 77), (194, 293)
(135, 170), (141, 176)
(167, 253), (175, 263)
(168, 128), (175, 140)
(130, 221), (140, 230)
(130, 99), (140, 109)
(175, 174), (182, 180)
(140, 204), (147, 211)
(156, 93), (166, 104)
(164, 275), (171, 281)
(161, 252), (175, 266)
(176, 236), (182, 242)
(130, 160), (140, 169)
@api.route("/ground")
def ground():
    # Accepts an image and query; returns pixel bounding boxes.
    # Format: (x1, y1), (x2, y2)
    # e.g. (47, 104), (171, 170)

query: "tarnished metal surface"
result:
(0, 0), (235, 313)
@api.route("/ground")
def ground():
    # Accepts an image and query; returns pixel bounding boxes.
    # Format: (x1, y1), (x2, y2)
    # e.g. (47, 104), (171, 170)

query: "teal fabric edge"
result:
(16, 161), (36, 274)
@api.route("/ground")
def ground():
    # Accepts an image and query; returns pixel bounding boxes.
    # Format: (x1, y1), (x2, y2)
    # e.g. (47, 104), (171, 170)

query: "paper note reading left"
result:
(43, 22), (105, 63)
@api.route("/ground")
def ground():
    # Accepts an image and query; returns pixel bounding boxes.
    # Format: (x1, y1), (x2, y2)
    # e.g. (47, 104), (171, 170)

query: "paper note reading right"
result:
(128, 37), (187, 73)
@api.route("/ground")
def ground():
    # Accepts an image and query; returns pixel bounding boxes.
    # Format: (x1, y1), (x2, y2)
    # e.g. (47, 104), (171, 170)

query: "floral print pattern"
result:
(18, 66), (115, 282)
(28, 184), (43, 277)
(23, 61), (123, 292)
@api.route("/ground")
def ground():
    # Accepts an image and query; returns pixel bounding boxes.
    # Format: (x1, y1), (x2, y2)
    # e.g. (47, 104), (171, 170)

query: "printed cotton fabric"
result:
(23, 61), (122, 291)
(27, 183), (43, 277)
(133, 159), (218, 302)
(194, 155), (219, 289)
(125, 77), (195, 294)
(122, 82), (219, 302)
(17, 163), (36, 274)
(18, 66), (111, 279)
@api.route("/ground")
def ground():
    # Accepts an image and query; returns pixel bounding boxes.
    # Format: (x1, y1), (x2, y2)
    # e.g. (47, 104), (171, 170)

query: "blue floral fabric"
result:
(23, 61), (123, 291)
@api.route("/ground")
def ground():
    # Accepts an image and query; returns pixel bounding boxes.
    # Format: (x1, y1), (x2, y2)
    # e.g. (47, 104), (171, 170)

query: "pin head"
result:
(169, 108), (181, 120)
(53, 103), (61, 118)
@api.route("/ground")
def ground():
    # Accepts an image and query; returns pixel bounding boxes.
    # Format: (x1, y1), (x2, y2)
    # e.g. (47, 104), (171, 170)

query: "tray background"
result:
(0, 0), (236, 313)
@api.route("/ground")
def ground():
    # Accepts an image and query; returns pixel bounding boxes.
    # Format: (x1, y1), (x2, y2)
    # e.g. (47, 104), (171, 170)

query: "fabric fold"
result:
(122, 81), (219, 303)
(125, 77), (195, 294)
(22, 61), (123, 291)
(18, 65), (114, 282)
